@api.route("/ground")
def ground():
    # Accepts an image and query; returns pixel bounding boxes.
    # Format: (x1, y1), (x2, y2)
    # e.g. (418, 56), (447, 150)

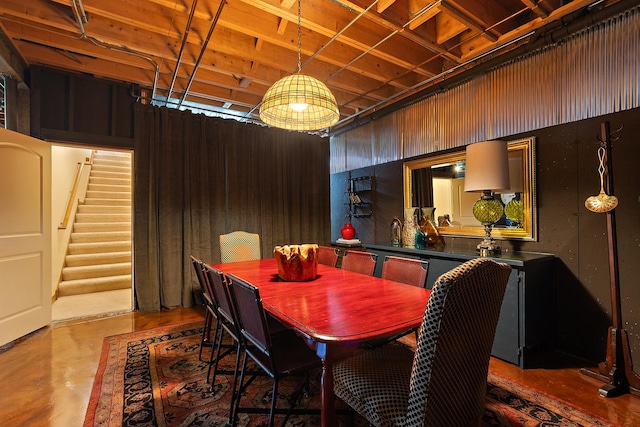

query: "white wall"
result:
(432, 178), (452, 223)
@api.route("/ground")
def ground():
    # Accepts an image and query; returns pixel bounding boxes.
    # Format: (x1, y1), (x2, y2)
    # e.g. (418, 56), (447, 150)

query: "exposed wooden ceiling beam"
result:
(0, 0), (619, 129)
(520, 0), (549, 18)
(0, 21), (28, 83)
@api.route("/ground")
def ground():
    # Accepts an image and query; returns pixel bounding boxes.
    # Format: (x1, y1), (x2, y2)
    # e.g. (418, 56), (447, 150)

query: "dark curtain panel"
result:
(411, 167), (434, 208)
(133, 104), (330, 311)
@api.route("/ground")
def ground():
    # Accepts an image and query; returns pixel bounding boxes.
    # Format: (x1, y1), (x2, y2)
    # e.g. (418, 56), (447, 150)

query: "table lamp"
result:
(503, 154), (524, 227)
(464, 140), (511, 254)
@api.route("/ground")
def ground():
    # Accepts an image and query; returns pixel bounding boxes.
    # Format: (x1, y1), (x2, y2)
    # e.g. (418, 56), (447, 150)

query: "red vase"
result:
(341, 223), (356, 240)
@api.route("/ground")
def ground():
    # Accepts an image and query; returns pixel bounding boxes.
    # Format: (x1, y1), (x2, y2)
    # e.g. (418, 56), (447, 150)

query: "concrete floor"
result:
(0, 307), (203, 427)
(52, 289), (133, 322)
(1, 307), (639, 426)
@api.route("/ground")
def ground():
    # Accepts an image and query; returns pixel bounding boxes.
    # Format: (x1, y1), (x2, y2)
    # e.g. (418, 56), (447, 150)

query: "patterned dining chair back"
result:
(340, 249), (377, 276)
(317, 245), (339, 267)
(334, 257), (511, 427)
(406, 257), (511, 425)
(219, 231), (261, 263)
(381, 256), (429, 288)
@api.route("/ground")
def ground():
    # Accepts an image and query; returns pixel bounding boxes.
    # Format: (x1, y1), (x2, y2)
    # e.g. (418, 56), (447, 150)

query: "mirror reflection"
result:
(403, 137), (537, 241)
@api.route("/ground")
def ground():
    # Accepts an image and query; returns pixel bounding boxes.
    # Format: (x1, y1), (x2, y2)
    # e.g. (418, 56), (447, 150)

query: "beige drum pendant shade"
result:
(259, 0), (339, 131)
(259, 74), (339, 131)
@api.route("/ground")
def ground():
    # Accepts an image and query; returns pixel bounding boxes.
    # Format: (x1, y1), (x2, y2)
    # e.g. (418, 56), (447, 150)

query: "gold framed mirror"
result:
(403, 137), (537, 241)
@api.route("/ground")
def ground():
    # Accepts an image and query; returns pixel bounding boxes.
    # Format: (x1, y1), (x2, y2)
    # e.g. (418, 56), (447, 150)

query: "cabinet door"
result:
(491, 270), (521, 366)
(425, 258), (463, 289)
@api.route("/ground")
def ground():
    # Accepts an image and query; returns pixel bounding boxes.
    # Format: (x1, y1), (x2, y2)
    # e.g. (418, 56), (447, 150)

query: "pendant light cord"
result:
(297, 0), (302, 73)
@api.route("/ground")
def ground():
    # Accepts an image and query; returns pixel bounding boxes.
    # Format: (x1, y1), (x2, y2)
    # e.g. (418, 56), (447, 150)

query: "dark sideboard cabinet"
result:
(364, 244), (555, 368)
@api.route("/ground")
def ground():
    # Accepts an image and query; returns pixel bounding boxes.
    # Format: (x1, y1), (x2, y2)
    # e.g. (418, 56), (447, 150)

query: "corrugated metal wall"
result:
(330, 7), (640, 173)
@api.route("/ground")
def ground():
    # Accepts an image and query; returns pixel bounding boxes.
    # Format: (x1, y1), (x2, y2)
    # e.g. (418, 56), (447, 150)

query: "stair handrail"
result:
(59, 151), (95, 229)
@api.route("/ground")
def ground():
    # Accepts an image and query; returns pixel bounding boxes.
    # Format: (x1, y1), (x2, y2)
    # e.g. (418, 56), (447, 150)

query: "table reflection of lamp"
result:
(464, 140), (511, 254)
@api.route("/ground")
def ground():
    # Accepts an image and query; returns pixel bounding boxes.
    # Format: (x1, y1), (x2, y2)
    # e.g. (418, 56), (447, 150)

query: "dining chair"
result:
(190, 255), (217, 361)
(203, 264), (244, 395)
(381, 255), (429, 288)
(226, 273), (322, 427)
(219, 231), (261, 263)
(340, 249), (377, 276)
(334, 257), (512, 427)
(317, 245), (339, 267)
(203, 264), (291, 424)
(359, 256), (430, 349)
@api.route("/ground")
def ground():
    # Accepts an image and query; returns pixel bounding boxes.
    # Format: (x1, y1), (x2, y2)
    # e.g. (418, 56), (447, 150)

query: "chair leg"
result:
(269, 380), (278, 427)
(208, 324), (226, 386)
(199, 310), (212, 361)
(232, 351), (250, 427)
(227, 341), (243, 425)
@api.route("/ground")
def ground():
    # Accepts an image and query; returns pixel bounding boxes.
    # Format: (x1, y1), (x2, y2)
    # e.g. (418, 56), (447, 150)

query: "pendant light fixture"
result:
(259, 0), (339, 131)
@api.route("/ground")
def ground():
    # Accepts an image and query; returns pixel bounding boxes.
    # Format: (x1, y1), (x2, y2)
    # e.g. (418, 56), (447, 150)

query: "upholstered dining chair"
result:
(341, 249), (378, 276)
(317, 245), (339, 267)
(334, 257), (512, 427)
(219, 231), (261, 263)
(190, 255), (218, 361)
(226, 273), (322, 427)
(381, 256), (429, 288)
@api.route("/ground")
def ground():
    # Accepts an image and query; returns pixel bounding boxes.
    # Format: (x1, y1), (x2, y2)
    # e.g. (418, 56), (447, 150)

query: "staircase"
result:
(58, 150), (132, 297)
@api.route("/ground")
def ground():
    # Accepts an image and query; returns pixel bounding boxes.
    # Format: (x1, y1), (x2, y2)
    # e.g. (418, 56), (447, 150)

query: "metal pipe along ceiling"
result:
(69, 0), (160, 101)
(301, 0), (379, 74)
(331, 0), (640, 137)
(178, 0), (226, 107)
(166, 0), (199, 105)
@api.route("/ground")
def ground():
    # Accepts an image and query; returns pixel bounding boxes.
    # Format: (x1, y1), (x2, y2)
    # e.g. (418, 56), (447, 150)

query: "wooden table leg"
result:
(320, 360), (335, 427)
(316, 343), (336, 427)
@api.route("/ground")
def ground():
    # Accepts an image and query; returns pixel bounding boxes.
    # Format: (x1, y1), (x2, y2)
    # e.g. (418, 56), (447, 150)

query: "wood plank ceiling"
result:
(0, 0), (624, 132)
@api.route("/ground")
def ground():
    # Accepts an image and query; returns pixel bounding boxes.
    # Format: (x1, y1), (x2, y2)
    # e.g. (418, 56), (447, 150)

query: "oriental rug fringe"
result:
(84, 322), (612, 427)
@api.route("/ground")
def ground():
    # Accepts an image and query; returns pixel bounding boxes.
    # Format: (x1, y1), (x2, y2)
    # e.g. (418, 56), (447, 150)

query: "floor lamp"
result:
(579, 121), (640, 397)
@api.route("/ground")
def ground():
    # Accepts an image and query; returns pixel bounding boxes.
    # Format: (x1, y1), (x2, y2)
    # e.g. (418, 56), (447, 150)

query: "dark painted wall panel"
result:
(38, 70), (68, 131)
(30, 66), (135, 147)
(114, 85), (134, 138)
(73, 78), (111, 135)
(331, 107), (640, 366)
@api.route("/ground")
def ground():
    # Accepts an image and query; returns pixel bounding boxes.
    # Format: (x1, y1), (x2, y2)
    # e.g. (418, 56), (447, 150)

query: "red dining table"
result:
(211, 258), (430, 427)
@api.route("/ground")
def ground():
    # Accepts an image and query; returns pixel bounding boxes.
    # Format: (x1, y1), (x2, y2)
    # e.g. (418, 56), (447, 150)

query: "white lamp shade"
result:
(464, 140), (511, 192)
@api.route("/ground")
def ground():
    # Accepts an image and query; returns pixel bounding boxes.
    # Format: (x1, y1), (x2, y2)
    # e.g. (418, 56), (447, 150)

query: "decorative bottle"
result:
(402, 207), (419, 248)
(414, 228), (426, 250)
(390, 217), (402, 247)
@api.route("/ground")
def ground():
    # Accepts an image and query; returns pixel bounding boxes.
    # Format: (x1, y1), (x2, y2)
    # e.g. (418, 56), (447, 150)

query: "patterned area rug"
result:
(84, 322), (612, 427)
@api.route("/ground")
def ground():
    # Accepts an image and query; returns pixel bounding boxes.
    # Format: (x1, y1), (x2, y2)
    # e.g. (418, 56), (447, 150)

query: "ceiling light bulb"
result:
(289, 103), (308, 112)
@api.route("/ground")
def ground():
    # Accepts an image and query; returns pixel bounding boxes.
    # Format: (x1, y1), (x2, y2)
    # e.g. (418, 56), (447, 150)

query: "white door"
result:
(452, 177), (481, 226)
(0, 129), (51, 346)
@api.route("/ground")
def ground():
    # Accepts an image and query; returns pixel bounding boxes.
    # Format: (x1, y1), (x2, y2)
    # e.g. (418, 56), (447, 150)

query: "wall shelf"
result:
(346, 174), (373, 219)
